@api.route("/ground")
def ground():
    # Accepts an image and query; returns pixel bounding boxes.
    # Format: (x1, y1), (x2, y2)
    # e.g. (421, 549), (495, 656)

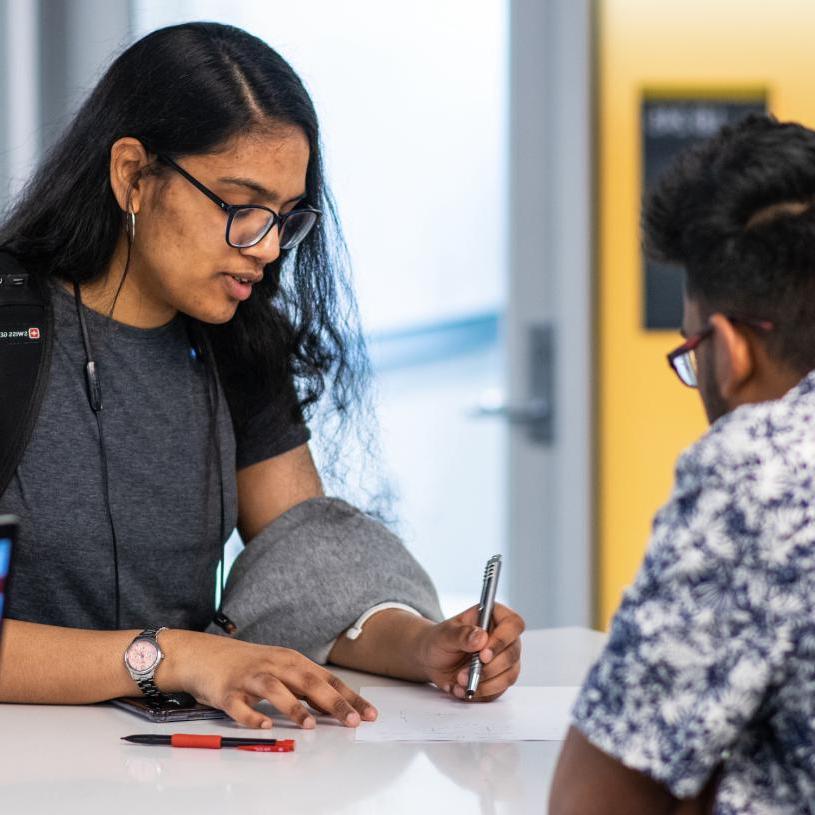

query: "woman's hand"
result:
(416, 603), (525, 702)
(159, 630), (377, 730)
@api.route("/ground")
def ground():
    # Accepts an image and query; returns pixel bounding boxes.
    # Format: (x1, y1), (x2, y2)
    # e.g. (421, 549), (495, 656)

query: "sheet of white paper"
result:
(355, 685), (579, 742)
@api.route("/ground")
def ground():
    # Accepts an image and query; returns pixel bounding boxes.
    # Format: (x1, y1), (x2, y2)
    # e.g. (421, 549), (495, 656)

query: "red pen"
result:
(122, 734), (295, 752)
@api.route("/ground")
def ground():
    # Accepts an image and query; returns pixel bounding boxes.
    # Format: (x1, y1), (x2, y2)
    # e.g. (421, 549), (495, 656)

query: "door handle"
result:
(471, 397), (550, 424)
(470, 323), (555, 445)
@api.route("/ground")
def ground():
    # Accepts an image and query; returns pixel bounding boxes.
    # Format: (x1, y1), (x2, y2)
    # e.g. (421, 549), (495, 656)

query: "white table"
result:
(0, 627), (605, 815)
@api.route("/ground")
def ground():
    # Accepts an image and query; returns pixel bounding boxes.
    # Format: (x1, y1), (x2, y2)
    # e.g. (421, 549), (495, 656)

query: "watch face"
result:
(126, 638), (159, 673)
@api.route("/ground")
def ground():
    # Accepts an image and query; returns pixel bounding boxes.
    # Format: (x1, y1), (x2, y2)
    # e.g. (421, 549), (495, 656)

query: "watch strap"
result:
(136, 676), (166, 704)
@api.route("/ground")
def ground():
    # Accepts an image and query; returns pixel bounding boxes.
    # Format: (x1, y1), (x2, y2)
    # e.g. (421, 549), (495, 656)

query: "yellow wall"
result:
(597, 0), (815, 627)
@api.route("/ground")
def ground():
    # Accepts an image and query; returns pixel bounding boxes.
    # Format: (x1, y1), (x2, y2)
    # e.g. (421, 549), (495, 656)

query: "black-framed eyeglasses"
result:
(667, 316), (774, 388)
(157, 154), (320, 250)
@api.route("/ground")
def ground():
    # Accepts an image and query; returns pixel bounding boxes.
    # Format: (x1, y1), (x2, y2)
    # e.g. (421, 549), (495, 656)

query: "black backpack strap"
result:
(0, 253), (54, 497)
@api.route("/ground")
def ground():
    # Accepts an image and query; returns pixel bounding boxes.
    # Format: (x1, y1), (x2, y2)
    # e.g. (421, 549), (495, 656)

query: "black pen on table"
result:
(465, 553), (502, 699)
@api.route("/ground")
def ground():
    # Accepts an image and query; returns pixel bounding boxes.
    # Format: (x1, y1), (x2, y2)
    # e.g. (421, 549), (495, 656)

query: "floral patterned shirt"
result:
(573, 371), (815, 814)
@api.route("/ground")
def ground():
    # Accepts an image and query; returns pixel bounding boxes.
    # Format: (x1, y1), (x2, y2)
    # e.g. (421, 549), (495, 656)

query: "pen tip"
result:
(465, 691), (474, 700)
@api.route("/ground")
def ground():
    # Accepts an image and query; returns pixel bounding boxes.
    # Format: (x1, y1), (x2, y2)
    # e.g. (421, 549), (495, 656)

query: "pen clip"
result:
(478, 555), (502, 617)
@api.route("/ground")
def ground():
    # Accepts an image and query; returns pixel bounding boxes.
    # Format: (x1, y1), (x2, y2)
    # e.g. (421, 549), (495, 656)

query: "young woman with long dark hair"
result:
(0, 22), (523, 729)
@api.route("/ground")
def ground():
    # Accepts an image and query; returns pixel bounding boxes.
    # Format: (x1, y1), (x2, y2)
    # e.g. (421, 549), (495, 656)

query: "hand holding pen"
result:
(410, 557), (525, 703)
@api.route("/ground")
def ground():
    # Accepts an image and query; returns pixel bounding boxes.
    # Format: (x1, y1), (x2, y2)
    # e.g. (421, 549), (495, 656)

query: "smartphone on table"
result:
(109, 693), (225, 723)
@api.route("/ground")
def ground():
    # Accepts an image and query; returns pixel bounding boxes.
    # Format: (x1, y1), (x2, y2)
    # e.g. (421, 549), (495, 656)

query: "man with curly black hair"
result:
(551, 114), (815, 814)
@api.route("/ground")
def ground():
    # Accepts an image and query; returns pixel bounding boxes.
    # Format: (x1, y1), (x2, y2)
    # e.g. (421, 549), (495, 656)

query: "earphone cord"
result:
(73, 282), (122, 631)
(93, 409), (122, 630)
(205, 340), (227, 604)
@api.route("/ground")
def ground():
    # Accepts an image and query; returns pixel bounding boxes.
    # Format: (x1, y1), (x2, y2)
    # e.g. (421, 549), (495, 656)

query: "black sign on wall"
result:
(642, 96), (766, 330)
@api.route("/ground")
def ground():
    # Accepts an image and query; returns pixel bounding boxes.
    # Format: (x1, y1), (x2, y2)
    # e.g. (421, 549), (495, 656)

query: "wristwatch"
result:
(124, 627), (169, 704)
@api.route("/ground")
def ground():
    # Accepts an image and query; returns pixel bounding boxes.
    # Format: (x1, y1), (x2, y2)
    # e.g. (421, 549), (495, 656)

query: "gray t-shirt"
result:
(0, 284), (310, 631)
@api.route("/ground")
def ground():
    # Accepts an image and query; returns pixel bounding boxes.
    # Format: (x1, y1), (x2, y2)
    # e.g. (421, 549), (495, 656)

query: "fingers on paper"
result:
(322, 673), (378, 723)
(291, 669), (376, 726)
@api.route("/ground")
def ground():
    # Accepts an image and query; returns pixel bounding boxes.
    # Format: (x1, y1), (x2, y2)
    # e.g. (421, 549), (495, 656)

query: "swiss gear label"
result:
(0, 325), (44, 342)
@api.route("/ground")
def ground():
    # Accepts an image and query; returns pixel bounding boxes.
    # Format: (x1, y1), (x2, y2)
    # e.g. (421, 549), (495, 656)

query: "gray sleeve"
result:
(206, 497), (443, 663)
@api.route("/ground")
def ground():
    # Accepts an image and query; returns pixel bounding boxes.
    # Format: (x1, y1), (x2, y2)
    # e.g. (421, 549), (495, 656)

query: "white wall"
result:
(133, 0), (509, 334)
(0, 0), (39, 203)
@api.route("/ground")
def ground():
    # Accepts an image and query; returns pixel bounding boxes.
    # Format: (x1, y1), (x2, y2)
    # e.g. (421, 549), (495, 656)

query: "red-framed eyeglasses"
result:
(667, 317), (774, 388)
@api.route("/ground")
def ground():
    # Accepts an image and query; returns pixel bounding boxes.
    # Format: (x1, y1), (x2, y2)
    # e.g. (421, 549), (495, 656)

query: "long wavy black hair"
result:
(0, 22), (379, 504)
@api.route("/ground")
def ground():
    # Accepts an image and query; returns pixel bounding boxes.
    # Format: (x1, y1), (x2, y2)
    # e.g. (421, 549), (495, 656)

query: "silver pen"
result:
(465, 554), (502, 699)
